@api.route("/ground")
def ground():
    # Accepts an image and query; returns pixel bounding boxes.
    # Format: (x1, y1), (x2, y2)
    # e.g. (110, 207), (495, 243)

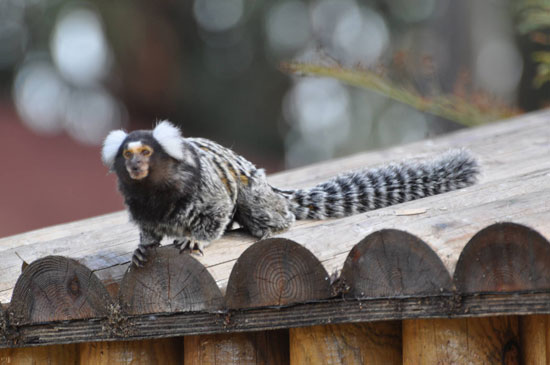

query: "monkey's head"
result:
(101, 121), (187, 183)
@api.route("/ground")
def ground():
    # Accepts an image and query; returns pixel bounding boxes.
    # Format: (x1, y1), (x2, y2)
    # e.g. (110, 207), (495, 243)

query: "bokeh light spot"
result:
(193, 0), (244, 32)
(266, 1), (310, 54)
(476, 40), (523, 95)
(333, 8), (389, 66)
(64, 88), (125, 145)
(13, 59), (68, 135)
(51, 6), (110, 86)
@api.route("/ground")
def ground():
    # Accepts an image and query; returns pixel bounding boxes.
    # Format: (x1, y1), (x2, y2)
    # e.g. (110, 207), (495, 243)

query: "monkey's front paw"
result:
(132, 242), (160, 267)
(132, 247), (148, 267)
(173, 238), (207, 256)
(173, 238), (191, 252)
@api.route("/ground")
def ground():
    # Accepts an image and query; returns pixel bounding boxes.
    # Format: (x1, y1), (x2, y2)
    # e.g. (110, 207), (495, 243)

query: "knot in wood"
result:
(67, 275), (81, 298)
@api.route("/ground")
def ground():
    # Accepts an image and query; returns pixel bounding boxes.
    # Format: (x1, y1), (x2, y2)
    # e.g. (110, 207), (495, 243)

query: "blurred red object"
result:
(0, 102), (124, 238)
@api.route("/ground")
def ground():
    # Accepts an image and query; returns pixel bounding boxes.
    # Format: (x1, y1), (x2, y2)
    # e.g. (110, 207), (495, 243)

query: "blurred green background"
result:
(0, 0), (548, 237)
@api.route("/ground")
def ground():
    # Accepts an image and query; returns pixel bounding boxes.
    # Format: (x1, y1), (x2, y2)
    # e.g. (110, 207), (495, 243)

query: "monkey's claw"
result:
(174, 238), (191, 252)
(174, 238), (206, 256)
(194, 242), (205, 256)
(132, 248), (148, 267)
(132, 242), (160, 267)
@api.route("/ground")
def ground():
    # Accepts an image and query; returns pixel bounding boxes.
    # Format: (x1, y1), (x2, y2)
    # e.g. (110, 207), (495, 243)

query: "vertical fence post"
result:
(520, 314), (548, 365)
(403, 316), (520, 364)
(0, 344), (78, 364)
(79, 338), (184, 364)
(290, 322), (401, 365)
(184, 330), (289, 365)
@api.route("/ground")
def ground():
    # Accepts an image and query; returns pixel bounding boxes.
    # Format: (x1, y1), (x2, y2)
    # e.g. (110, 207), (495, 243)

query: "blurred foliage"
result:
(516, 0), (550, 34)
(532, 51), (550, 88)
(515, 0), (550, 90)
(282, 61), (521, 127)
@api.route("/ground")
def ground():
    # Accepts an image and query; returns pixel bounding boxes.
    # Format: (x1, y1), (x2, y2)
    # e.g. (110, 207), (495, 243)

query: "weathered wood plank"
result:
(225, 239), (330, 309)
(289, 322), (401, 365)
(3, 291), (550, 348)
(0, 110), (548, 304)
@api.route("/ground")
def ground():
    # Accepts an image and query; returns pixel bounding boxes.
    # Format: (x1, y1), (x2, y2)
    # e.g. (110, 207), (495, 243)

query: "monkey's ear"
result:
(102, 130), (127, 168)
(152, 120), (184, 160)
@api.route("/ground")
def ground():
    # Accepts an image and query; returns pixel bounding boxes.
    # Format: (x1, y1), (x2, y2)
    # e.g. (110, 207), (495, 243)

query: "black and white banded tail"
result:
(283, 149), (479, 220)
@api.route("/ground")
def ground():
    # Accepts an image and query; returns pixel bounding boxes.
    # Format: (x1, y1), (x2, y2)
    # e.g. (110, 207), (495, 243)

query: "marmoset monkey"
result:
(102, 121), (479, 266)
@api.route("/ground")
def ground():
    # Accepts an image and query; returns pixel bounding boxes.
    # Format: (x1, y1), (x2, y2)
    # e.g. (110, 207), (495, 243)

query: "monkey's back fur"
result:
(102, 121), (480, 266)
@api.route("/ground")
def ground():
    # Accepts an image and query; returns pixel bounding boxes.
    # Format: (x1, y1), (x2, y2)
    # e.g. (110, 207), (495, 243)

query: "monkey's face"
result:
(123, 141), (154, 180)
(102, 121), (186, 185)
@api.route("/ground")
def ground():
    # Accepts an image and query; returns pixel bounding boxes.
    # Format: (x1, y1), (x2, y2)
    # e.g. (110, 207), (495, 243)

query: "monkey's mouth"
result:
(128, 168), (149, 180)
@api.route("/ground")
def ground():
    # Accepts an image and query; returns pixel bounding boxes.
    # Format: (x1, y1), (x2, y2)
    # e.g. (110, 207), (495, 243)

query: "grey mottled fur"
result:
(103, 122), (480, 266)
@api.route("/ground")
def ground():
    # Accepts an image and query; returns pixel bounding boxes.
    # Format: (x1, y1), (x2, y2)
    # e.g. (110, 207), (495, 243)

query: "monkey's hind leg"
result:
(235, 181), (295, 239)
(174, 201), (233, 256)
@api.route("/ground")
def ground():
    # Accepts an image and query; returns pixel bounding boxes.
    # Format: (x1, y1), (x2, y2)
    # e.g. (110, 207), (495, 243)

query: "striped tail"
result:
(283, 149), (479, 220)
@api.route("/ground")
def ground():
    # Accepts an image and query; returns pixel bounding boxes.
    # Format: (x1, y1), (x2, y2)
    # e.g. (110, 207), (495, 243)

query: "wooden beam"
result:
(3, 291), (550, 348)
(289, 322), (401, 364)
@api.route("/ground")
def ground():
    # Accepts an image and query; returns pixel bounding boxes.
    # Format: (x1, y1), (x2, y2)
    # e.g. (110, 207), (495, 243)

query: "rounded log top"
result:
(9, 256), (112, 324)
(225, 238), (331, 309)
(119, 246), (223, 315)
(340, 229), (453, 298)
(454, 222), (550, 293)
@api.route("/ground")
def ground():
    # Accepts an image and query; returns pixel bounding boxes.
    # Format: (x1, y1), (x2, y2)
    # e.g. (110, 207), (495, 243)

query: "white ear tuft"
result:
(152, 120), (185, 160)
(101, 130), (127, 168)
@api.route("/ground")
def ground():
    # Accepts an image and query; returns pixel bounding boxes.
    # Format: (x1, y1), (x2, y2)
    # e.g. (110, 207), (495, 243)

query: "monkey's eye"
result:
(123, 150), (132, 159)
(141, 149), (151, 156)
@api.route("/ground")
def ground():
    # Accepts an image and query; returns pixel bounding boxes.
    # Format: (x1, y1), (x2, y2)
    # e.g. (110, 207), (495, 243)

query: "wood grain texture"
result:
(403, 316), (520, 364)
(0, 344), (78, 364)
(454, 223), (550, 293)
(225, 239), (330, 309)
(290, 322), (401, 365)
(8, 256), (111, 324)
(79, 338), (184, 364)
(520, 314), (550, 365)
(340, 229), (452, 298)
(119, 246), (223, 315)
(184, 330), (289, 365)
